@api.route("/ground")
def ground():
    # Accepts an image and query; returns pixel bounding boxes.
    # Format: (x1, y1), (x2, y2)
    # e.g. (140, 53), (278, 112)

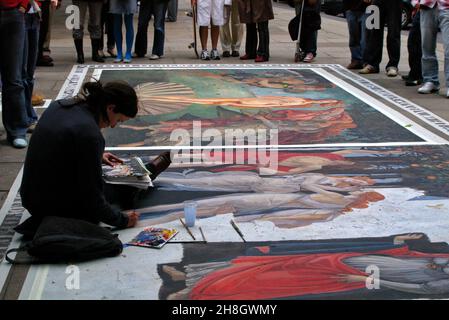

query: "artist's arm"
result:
(75, 133), (136, 228)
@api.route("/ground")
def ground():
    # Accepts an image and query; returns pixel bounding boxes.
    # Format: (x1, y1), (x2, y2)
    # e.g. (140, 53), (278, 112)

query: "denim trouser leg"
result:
(135, 0), (152, 56)
(23, 13), (40, 125)
(439, 9), (449, 86)
(407, 12), (422, 80)
(421, 7), (440, 85)
(346, 10), (363, 62)
(152, 0), (168, 56)
(0, 9), (28, 141)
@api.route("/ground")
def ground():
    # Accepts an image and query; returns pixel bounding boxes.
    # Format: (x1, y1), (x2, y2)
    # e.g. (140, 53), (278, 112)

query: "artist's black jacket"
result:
(20, 99), (128, 229)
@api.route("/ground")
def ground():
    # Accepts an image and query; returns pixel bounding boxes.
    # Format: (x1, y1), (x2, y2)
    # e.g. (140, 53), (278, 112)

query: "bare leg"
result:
(211, 25), (219, 50)
(200, 26), (208, 50)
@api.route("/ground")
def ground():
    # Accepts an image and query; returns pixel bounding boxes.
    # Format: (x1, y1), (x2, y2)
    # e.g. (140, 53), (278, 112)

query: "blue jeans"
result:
(421, 7), (449, 86)
(135, 0), (168, 57)
(346, 10), (367, 62)
(0, 8), (28, 141)
(23, 13), (40, 125)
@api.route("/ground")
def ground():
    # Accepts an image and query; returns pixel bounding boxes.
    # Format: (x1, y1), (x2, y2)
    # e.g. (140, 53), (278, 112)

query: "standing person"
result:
(403, 1), (423, 86)
(418, 0), (449, 98)
(344, 0), (368, 69)
(166, 0), (177, 22)
(238, 0), (274, 63)
(294, 0), (321, 63)
(1, 0), (31, 148)
(359, 0), (402, 77)
(220, 0), (243, 57)
(72, 0), (105, 64)
(194, 0), (231, 61)
(110, 0), (137, 63)
(99, 0), (117, 58)
(135, 0), (169, 60)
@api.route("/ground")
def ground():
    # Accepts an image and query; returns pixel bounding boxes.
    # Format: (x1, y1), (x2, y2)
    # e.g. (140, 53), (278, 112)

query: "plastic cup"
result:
(183, 201), (197, 227)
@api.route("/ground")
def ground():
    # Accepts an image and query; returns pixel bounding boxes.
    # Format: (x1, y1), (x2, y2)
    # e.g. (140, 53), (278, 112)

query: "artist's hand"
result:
(126, 211), (140, 228)
(102, 152), (124, 167)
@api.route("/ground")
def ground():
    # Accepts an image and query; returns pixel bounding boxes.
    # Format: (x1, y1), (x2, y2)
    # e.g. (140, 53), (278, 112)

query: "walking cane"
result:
(294, 0), (306, 62)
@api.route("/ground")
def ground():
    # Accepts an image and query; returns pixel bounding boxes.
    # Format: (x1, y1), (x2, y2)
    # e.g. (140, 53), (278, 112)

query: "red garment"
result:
(0, 0), (29, 9)
(189, 246), (449, 300)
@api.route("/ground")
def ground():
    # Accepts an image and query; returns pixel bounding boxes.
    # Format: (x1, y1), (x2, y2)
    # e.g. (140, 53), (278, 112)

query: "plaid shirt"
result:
(419, 0), (449, 10)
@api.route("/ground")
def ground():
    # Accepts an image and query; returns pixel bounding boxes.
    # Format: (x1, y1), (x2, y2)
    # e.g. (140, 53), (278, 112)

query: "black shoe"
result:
(36, 57), (54, 67)
(91, 39), (105, 63)
(405, 79), (423, 86)
(74, 39), (85, 64)
(231, 50), (240, 57)
(222, 51), (231, 58)
(145, 151), (172, 181)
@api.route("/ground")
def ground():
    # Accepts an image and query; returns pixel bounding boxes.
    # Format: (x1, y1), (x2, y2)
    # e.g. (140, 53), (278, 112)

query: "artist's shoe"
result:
(145, 151), (172, 181)
(149, 54), (161, 60)
(386, 66), (399, 77)
(200, 49), (210, 61)
(12, 138), (28, 149)
(303, 53), (314, 63)
(405, 78), (423, 87)
(255, 55), (268, 63)
(240, 54), (255, 60)
(210, 49), (221, 60)
(27, 122), (37, 133)
(418, 82), (440, 94)
(231, 50), (240, 57)
(359, 64), (378, 74)
(222, 51), (231, 58)
(347, 60), (363, 70)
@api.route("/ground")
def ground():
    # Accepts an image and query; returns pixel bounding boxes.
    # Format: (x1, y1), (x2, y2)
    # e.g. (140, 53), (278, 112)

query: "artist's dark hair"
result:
(79, 81), (138, 123)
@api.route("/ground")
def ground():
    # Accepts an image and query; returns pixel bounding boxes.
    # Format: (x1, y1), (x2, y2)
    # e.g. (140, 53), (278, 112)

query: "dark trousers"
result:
(245, 21), (270, 58)
(364, 0), (402, 71)
(407, 11), (422, 80)
(167, 0), (178, 21)
(38, 0), (50, 59)
(135, 0), (168, 57)
(23, 13), (40, 125)
(100, 0), (115, 51)
(0, 9), (28, 141)
(300, 30), (318, 56)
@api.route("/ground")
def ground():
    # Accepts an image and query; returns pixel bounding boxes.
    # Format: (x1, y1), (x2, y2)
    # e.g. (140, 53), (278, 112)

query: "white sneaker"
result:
(386, 67), (398, 77)
(210, 49), (220, 60)
(418, 82), (440, 94)
(200, 49), (210, 61)
(149, 54), (160, 60)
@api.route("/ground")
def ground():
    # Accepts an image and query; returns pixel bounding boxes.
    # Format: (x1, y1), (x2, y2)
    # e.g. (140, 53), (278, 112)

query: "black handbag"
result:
(6, 216), (123, 264)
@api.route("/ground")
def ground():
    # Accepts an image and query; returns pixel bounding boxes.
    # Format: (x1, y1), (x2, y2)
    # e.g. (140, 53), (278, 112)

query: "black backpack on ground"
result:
(6, 216), (123, 264)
